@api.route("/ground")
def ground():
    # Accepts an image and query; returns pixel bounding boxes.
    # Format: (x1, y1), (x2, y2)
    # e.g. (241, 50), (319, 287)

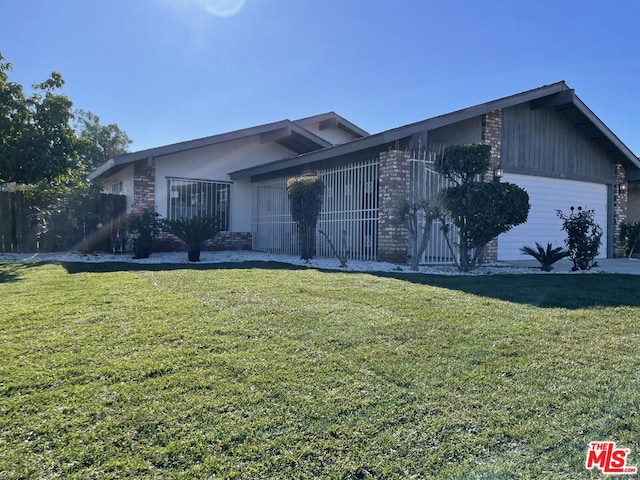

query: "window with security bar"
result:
(167, 178), (230, 230)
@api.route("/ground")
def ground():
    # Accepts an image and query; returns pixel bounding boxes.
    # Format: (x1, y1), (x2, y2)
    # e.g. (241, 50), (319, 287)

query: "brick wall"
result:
(481, 110), (502, 263)
(482, 110), (502, 178)
(377, 149), (410, 264)
(613, 163), (627, 258)
(133, 160), (156, 212)
(206, 231), (253, 251)
(154, 231), (253, 252)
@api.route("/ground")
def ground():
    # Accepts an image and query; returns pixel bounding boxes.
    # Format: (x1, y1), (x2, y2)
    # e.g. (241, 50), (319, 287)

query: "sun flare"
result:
(199, 0), (246, 17)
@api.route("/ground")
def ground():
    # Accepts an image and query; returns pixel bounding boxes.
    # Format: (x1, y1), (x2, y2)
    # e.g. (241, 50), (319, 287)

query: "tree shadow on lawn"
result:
(0, 264), (36, 284)
(369, 271), (640, 309)
(59, 260), (640, 309)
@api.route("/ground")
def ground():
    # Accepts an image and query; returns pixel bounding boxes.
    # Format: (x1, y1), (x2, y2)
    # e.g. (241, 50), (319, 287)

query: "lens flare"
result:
(199, 0), (246, 17)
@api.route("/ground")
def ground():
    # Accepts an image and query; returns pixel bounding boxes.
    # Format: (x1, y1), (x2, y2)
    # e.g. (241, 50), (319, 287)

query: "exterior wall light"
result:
(618, 182), (627, 194)
(493, 167), (504, 179)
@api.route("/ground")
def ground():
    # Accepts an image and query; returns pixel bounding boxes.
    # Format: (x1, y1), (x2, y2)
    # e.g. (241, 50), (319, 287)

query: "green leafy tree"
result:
(0, 53), (79, 249)
(287, 176), (324, 260)
(0, 52), (132, 252)
(74, 109), (132, 170)
(436, 144), (530, 272)
(0, 55), (77, 185)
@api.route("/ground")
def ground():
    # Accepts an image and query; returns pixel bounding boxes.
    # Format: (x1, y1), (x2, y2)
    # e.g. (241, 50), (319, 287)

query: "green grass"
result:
(1, 262), (638, 479)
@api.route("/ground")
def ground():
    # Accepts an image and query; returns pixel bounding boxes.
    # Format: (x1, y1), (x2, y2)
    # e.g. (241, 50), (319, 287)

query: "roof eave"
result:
(569, 95), (640, 170)
(230, 81), (640, 180)
(89, 118), (333, 181)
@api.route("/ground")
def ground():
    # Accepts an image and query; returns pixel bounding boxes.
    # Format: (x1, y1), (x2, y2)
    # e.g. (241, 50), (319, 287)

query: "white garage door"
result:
(498, 174), (608, 261)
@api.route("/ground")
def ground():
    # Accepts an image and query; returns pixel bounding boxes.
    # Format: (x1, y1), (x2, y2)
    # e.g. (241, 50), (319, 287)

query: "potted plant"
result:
(162, 216), (222, 262)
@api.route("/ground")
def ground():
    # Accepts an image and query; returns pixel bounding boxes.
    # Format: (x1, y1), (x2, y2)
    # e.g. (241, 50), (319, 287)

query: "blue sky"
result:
(2, 0), (638, 154)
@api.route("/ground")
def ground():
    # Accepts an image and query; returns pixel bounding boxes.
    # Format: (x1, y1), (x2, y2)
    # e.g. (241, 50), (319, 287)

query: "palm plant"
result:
(520, 242), (570, 271)
(162, 216), (222, 262)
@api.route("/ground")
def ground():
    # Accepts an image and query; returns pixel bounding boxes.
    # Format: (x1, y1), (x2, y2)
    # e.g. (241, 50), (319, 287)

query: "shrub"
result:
(286, 176), (324, 260)
(127, 208), (160, 259)
(620, 221), (640, 258)
(556, 206), (602, 271)
(436, 144), (530, 272)
(520, 242), (570, 271)
(162, 216), (222, 262)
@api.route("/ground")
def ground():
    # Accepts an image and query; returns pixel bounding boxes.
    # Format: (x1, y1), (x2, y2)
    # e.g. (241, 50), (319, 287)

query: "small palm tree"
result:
(520, 242), (570, 271)
(163, 216), (222, 262)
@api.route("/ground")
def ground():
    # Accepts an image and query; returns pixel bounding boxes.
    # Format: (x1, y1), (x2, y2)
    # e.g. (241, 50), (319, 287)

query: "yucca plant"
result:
(520, 242), (570, 271)
(162, 216), (222, 262)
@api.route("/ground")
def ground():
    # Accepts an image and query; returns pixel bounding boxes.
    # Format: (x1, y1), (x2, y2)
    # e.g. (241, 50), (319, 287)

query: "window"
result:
(167, 177), (230, 230)
(107, 181), (123, 194)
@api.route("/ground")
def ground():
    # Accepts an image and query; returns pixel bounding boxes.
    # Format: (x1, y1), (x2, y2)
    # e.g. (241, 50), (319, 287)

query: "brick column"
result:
(481, 110), (502, 263)
(377, 149), (410, 264)
(613, 163), (627, 258)
(132, 159), (156, 213)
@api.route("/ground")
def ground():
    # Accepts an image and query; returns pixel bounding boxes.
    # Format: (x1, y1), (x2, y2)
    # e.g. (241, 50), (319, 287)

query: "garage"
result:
(498, 173), (608, 261)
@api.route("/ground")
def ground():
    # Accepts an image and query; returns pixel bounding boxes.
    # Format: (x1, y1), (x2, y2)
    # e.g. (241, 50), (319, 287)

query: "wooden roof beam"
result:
(530, 89), (575, 110)
(260, 127), (292, 144)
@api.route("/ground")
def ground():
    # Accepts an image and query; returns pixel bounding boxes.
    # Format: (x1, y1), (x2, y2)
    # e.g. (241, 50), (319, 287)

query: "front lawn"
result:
(0, 262), (638, 478)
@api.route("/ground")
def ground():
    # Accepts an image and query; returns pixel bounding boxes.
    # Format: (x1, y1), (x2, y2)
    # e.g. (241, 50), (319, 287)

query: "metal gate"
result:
(409, 158), (459, 264)
(253, 179), (297, 255)
(252, 159), (379, 261)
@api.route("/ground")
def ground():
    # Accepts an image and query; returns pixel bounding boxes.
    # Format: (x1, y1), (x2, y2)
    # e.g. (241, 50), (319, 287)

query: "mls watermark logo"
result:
(585, 441), (637, 475)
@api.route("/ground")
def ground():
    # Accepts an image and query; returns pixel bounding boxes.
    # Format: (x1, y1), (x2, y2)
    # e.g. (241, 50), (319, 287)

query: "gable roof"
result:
(293, 111), (369, 138)
(89, 118), (336, 182)
(229, 81), (640, 181)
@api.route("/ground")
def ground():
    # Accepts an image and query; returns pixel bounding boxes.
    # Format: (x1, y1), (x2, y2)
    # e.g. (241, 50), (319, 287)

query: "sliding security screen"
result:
(167, 177), (230, 230)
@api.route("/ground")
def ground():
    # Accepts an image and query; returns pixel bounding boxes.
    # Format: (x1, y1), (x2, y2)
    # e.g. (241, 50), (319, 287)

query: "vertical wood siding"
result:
(501, 104), (614, 183)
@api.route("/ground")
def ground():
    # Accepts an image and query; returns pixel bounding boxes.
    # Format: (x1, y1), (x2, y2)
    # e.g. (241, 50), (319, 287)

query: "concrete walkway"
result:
(507, 257), (640, 275)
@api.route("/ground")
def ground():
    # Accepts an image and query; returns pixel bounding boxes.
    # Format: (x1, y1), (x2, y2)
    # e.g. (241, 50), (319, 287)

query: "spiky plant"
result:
(520, 242), (570, 272)
(163, 216), (222, 262)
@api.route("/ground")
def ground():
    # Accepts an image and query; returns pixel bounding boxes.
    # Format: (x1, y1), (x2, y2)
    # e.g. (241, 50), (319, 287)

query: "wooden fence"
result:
(0, 191), (127, 253)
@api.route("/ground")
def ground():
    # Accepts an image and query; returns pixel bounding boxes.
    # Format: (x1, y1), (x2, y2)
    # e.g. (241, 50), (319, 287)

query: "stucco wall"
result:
(154, 136), (294, 231)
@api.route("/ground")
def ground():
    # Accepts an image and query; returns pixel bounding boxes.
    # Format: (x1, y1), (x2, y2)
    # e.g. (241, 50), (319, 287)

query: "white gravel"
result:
(0, 250), (605, 276)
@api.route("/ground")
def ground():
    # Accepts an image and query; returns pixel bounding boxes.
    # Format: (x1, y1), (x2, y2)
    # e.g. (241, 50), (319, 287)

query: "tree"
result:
(0, 54), (77, 186)
(399, 145), (445, 271)
(287, 175), (324, 260)
(398, 196), (441, 271)
(436, 144), (530, 272)
(0, 51), (132, 252)
(74, 109), (132, 170)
